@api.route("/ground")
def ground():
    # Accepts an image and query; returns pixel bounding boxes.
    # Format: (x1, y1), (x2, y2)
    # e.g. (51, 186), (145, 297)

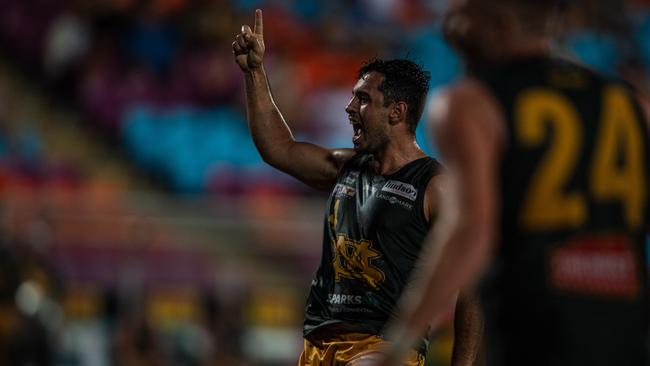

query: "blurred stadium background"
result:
(0, 0), (648, 365)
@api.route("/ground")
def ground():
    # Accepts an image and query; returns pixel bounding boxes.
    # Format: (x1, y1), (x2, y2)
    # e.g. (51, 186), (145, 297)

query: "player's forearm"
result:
(451, 291), (484, 366)
(412, 222), (491, 335)
(385, 221), (492, 365)
(244, 66), (295, 167)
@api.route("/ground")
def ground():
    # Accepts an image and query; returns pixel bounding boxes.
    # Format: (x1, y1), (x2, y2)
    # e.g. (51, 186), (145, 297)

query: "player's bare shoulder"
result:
(428, 80), (506, 152)
(330, 149), (357, 173)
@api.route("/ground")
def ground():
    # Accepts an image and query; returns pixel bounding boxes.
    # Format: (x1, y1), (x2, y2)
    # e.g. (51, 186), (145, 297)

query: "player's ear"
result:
(389, 101), (408, 125)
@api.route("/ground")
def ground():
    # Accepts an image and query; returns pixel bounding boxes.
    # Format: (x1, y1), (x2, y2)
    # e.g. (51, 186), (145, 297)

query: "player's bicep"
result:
(432, 82), (504, 253)
(277, 142), (355, 191)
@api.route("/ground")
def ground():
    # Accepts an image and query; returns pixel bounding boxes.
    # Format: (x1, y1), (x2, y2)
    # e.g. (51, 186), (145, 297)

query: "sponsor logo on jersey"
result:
(381, 180), (418, 201)
(333, 183), (356, 198)
(329, 307), (373, 313)
(375, 193), (414, 210)
(547, 234), (640, 298)
(327, 293), (363, 305)
(331, 234), (385, 289)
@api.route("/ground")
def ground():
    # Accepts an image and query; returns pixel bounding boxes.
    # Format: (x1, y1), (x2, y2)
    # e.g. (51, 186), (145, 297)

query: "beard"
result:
(353, 129), (390, 154)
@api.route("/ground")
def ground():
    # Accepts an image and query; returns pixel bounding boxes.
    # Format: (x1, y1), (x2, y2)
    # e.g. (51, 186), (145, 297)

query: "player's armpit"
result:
(423, 175), (444, 227)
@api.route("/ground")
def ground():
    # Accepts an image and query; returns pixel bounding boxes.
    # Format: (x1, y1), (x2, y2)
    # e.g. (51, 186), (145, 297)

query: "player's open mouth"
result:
(350, 119), (363, 144)
(353, 126), (363, 142)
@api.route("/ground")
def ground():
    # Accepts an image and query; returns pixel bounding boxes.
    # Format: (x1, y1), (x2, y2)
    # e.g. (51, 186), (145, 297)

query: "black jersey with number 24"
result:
(480, 57), (650, 366)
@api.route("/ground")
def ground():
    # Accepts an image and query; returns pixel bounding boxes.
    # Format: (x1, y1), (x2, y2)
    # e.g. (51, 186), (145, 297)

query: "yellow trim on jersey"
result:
(298, 333), (425, 366)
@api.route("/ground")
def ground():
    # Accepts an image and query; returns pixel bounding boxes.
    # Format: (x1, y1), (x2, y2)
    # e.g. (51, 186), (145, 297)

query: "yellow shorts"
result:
(298, 332), (425, 366)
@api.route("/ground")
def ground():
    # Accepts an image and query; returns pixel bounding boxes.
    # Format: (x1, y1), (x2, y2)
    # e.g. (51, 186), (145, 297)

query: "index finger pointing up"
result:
(254, 9), (263, 36)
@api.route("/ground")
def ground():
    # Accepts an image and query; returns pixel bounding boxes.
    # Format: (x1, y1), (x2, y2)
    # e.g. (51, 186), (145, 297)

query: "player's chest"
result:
(330, 171), (420, 231)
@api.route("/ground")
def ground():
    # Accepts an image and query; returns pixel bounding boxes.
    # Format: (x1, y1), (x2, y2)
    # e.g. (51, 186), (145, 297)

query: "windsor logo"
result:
(381, 180), (418, 201)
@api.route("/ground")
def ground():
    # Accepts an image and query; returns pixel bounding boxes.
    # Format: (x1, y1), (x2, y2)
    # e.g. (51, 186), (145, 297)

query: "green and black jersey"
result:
(479, 57), (650, 366)
(303, 153), (441, 349)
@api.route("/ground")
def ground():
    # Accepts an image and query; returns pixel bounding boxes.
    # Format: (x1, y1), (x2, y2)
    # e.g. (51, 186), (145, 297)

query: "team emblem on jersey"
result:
(381, 180), (418, 201)
(331, 235), (385, 289)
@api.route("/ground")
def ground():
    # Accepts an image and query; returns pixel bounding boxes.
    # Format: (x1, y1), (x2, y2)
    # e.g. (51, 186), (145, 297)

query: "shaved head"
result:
(496, 0), (559, 30)
(443, 0), (559, 71)
(448, 0), (559, 33)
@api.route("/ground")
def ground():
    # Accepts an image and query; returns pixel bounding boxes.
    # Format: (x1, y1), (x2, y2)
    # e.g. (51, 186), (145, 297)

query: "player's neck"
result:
(371, 139), (426, 176)
(502, 36), (550, 60)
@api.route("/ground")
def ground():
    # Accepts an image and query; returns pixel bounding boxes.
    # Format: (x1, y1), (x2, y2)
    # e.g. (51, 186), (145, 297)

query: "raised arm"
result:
(232, 10), (355, 191)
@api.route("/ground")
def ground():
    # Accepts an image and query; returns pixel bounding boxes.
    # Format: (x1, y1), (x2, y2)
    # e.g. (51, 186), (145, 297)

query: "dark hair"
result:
(357, 58), (431, 134)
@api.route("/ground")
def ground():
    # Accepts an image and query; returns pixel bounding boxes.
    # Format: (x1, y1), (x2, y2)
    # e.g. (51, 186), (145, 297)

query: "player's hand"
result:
(232, 9), (265, 72)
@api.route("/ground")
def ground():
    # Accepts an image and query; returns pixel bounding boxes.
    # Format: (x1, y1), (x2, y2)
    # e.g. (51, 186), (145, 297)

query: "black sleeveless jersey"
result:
(479, 57), (650, 366)
(303, 154), (442, 346)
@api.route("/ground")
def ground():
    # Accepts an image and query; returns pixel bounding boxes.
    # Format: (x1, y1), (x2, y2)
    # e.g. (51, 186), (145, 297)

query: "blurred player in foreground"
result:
(375, 0), (650, 365)
(232, 9), (482, 366)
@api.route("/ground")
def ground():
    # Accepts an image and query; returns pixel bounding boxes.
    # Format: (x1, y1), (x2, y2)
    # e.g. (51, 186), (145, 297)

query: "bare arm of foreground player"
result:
(450, 291), (484, 366)
(637, 93), (650, 247)
(423, 175), (484, 366)
(232, 9), (355, 191)
(375, 80), (504, 366)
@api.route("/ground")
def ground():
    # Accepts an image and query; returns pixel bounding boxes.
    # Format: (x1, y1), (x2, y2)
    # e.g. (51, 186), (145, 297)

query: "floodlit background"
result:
(0, 0), (648, 365)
